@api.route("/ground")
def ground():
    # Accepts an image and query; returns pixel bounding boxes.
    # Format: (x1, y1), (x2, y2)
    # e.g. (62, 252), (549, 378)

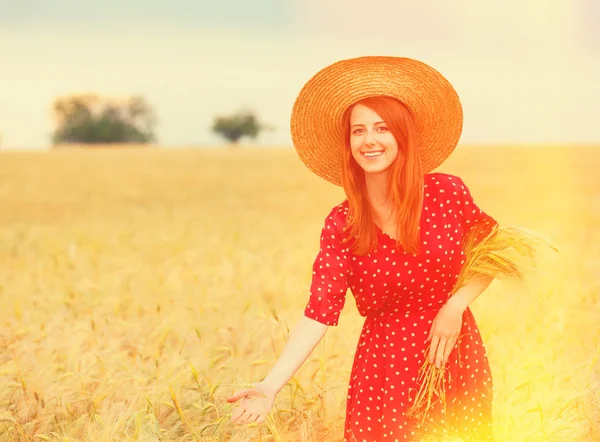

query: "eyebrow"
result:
(350, 121), (386, 128)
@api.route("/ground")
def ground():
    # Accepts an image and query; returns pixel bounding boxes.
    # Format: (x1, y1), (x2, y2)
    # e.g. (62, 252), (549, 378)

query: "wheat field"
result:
(0, 146), (599, 442)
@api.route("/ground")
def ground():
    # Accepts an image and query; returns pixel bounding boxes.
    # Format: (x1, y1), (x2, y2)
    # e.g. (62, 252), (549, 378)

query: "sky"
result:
(0, 0), (599, 149)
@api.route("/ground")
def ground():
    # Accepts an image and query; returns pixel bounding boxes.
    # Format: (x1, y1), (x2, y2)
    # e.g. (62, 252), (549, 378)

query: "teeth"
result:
(364, 151), (383, 157)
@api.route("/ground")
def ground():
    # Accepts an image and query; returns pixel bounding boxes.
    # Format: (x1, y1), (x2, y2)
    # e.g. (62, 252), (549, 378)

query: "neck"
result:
(365, 171), (389, 208)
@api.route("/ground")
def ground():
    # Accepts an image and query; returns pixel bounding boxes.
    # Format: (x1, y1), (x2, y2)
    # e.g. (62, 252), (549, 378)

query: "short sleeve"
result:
(303, 204), (351, 326)
(455, 177), (499, 245)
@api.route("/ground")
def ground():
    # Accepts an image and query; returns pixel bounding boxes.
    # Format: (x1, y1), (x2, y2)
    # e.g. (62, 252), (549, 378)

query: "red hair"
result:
(339, 96), (424, 256)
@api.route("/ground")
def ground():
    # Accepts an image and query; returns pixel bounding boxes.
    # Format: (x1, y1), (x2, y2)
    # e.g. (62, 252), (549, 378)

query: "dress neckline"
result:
(373, 204), (428, 242)
(365, 174), (435, 242)
(375, 223), (396, 241)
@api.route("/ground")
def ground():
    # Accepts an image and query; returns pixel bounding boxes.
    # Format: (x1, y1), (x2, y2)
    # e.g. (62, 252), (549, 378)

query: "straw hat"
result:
(290, 56), (463, 186)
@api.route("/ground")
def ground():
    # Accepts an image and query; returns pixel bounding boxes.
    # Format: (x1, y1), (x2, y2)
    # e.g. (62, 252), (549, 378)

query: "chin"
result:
(360, 163), (393, 174)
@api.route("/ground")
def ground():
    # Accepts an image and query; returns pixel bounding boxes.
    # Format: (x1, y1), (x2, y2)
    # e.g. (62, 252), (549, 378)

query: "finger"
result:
(230, 406), (245, 424)
(426, 319), (436, 342)
(428, 335), (439, 363)
(428, 336), (440, 364)
(246, 413), (259, 424)
(256, 414), (267, 424)
(443, 337), (457, 363)
(436, 338), (447, 368)
(232, 409), (249, 425)
(237, 410), (253, 425)
(227, 389), (250, 403)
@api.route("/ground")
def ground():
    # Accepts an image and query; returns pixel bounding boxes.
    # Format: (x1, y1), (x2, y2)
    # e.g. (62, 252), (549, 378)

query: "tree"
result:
(51, 94), (157, 145)
(212, 109), (270, 144)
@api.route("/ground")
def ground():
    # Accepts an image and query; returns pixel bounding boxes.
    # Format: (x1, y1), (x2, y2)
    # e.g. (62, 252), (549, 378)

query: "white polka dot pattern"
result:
(304, 173), (498, 440)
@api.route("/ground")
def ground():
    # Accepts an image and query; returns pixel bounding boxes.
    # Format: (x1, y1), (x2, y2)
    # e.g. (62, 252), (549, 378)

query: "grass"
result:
(0, 145), (598, 441)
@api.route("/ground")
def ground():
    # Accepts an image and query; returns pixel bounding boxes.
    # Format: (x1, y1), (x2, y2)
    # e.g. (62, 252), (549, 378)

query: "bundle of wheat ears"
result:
(405, 222), (559, 423)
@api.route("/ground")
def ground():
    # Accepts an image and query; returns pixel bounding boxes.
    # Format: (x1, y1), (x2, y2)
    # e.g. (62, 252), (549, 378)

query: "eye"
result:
(352, 128), (365, 135)
(377, 126), (389, 132)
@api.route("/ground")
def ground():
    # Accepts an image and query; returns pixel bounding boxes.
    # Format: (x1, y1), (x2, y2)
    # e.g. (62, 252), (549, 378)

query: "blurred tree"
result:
(212, 109), (271, 144)
(52, 94), (157, 145)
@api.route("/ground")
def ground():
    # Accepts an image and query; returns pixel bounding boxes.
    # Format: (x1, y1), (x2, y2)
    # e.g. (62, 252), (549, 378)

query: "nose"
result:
(364, 130), (376, 147)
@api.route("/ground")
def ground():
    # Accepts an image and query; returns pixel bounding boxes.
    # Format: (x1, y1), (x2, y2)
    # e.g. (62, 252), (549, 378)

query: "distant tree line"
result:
(52, 94), (156, 145)
(51, 94), (271, 147)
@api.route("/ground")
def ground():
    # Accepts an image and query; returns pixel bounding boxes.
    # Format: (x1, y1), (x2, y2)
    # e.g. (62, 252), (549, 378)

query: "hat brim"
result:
(290, 56), (463, 186)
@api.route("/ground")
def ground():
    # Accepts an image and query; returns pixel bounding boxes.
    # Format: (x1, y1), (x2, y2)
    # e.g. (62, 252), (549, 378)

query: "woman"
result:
(227, 56), (500, 441)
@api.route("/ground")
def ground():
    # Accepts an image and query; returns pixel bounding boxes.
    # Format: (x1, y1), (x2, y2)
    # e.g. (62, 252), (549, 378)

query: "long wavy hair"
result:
(339, 96), (424, 256)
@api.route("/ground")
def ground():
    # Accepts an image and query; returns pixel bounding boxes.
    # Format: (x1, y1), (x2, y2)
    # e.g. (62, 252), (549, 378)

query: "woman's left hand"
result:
(426, 301), (465, 368)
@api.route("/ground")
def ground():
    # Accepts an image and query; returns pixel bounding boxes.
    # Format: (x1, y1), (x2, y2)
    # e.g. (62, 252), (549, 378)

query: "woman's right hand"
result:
(226, 382), (275, 425)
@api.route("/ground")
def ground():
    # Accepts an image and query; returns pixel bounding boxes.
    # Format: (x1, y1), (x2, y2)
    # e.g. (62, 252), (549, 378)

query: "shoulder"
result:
(425, 172), (470, 196)
(425, 172), (466, 188)
(322, 200), (349, 232)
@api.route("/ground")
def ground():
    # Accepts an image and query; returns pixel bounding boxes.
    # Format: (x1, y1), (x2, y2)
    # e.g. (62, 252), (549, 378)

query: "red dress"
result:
(304, 173), (498, 441)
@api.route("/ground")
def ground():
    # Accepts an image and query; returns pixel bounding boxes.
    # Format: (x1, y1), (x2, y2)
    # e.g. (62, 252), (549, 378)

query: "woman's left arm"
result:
(445, 274), (494, 312)
(426, 274), (494, 368)
(427, 175), (498, 368)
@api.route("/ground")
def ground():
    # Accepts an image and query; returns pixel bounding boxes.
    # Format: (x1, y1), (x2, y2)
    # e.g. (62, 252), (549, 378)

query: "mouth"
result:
(362, 151), (384, 158)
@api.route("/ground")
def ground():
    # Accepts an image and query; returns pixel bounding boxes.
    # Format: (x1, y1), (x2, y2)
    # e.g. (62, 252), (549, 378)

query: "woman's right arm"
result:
(258, 205), (350, 397)
(227, 205), (349, 425)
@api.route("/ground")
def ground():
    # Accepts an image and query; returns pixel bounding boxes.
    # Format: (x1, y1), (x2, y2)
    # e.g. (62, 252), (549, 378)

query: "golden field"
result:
(0, 145), (599, 442)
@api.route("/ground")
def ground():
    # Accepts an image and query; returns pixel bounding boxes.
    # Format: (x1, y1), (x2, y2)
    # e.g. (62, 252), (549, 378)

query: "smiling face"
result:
(348, 103), (400, 178)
